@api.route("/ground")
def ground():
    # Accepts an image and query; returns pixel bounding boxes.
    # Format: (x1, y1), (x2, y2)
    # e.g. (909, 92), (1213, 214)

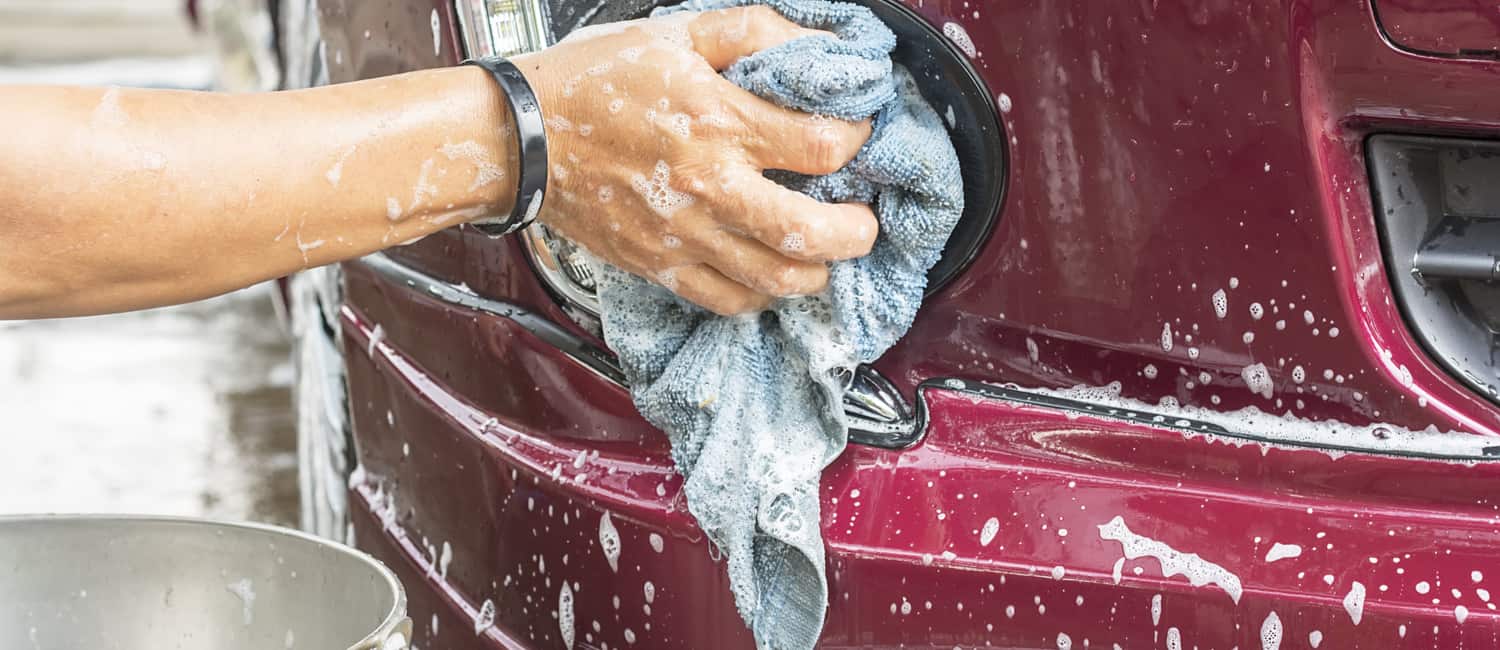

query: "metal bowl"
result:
(0, 515), (410, 649)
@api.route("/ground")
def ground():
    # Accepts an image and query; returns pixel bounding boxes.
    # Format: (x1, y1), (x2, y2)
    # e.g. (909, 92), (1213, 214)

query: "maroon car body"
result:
(286, 0), (1500, 647)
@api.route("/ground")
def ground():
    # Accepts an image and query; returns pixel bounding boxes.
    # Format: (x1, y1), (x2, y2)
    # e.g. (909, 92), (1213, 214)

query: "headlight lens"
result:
(454, 0), (552, 58)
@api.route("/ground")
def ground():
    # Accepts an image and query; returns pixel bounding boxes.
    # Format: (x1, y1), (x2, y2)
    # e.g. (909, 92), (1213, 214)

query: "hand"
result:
(513, 6), (878, 315)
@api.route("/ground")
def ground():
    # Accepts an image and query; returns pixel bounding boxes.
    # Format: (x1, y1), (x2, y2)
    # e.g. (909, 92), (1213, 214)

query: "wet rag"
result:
(591, 1), (963, 647)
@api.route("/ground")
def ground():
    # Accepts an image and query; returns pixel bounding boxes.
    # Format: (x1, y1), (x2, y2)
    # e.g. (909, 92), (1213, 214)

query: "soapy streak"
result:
(1021, 381), (1495, 460)
(1098, 515), (1244, 604)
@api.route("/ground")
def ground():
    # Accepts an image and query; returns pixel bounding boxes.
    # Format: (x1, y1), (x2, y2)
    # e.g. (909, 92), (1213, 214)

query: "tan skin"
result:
(0, 7), (876, 319)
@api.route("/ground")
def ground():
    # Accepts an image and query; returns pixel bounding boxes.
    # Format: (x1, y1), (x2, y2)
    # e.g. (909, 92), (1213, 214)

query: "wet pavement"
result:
(0, 287), (301, 527)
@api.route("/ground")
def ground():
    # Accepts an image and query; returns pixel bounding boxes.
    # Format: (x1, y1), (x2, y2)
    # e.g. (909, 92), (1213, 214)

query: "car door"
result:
(306, 1), (1500, 648)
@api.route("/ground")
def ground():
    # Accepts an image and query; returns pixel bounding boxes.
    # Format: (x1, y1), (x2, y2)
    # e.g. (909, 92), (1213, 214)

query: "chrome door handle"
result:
(837, 365), (919, 448)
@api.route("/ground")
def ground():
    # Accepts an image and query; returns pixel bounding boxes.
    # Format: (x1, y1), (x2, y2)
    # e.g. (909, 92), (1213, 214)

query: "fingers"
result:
(666, 264), (773, 316)
(719, 82), (872, 175)
(700, 231), (830, 297)
(689, 5), (827, 70)
(713, 167), (878, 262)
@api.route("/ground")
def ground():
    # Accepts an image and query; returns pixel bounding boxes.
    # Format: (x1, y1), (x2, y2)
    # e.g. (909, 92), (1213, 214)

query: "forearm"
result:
(0, 66), (516, 318)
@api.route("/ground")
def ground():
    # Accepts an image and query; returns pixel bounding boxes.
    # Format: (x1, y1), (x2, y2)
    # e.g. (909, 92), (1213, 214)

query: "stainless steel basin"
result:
(0, 515), (410, 649)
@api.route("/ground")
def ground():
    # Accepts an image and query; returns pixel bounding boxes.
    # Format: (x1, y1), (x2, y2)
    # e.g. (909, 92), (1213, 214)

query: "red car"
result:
(278, 0), (1500, 647)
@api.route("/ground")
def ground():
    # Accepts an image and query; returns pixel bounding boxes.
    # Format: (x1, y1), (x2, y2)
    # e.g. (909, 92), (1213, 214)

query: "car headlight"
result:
(454, 0), (552, 58)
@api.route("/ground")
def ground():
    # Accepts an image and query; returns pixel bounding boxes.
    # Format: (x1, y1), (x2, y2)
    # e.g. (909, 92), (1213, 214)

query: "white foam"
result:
(599, 512), (621, 572)
(367, 324), (384, 358)
(781, 232), (805, 253)
(618, 47), (644, 63)
(1166, 627), (1182, 650)
(1028, 380), (1492, 458)
(386, 197), (403, 221)
(440, 541), (453, 578)
(559, 583), (576, 649)
(92, 86), (127, 128)
(475, 598), (495, 635)
(1308, 630), (1323, 647)
(440, 140), (505, 192)
(1343, 581), (1365, 625)
(1212, 289), (1229, 319)
(1416, 581), (1430, 594)
(1161, 323), (1174, 352)
(1261, 612), (1282, 650)
(1264, 543), (1302, 562)
(608, 98), (625, 114)
(1151, 593), (1162, 625)
(1057, 632), (1072, 649)
(980, 517), (1000, 546)
(630, 161), (694, 219)
(430, 9), (442, 56)
(225, 578), (256, 625)
(1242, 363), (1273, 399)
(1456, 604), (1470, 624)
(998, 92), (1013, 113)
(1143, 364), (1158, 379)
(1098, 515), (1243, 603)
(644, 581), (655, 604)
(942, 22), (977, 58)
(1250, 302), (1265, 320)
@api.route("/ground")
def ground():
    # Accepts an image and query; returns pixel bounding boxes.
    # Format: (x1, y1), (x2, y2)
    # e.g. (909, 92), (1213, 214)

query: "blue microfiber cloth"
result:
(593, 1), (963, 647)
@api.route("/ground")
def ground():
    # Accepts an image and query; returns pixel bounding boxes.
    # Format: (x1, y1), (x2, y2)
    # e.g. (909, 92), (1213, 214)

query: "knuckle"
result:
(803, 122), (855, 174)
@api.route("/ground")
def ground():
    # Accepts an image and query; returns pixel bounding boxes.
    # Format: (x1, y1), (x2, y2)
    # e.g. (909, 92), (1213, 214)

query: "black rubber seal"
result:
(464, 56), (550, 237)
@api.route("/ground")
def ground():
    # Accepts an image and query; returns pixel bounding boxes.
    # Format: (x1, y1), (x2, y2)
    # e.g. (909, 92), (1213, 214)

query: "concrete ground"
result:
(0, 0), (300, 527)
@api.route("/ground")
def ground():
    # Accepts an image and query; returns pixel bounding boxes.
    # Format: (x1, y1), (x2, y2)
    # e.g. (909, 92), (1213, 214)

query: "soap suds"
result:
(367, 324), (384, 357)
(1343, 581), (1365, 625)
(93, 86), (127, 127)
(1260, 611), (1282, 650)
(440, 140), (506, 192)
(1097, 515), (1243, 603)
(326, 146), (355, 186)
(409, 158), (437, 211)
(430, 9), (442, 57)
(559, 583), (576, 649)
(1241, 363), (1273, 399)
(942, 22), (977, 58)
(1264, 543), (1302, 562)
(475, 598), (495, 635)
(226, 578), (256, 625)
(1024, 380), (1493, 458)
(1212, 289), (1228, 318)
(630, 161), (694, 219)
(599, 511), (621, 572)
(980, 517), (1000, 546)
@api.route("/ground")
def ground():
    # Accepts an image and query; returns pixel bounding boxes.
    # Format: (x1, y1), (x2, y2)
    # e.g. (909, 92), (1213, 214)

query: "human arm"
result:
(0, 6), (875, 319)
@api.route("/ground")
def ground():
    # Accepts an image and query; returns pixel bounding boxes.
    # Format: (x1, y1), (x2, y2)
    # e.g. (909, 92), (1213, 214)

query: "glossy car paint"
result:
(1372, 0), (1500, 57)
(311, 0), (1500, 647)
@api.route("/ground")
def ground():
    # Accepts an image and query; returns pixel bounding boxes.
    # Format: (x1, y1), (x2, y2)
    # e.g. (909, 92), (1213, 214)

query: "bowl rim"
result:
(0, 513), (408, 650)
